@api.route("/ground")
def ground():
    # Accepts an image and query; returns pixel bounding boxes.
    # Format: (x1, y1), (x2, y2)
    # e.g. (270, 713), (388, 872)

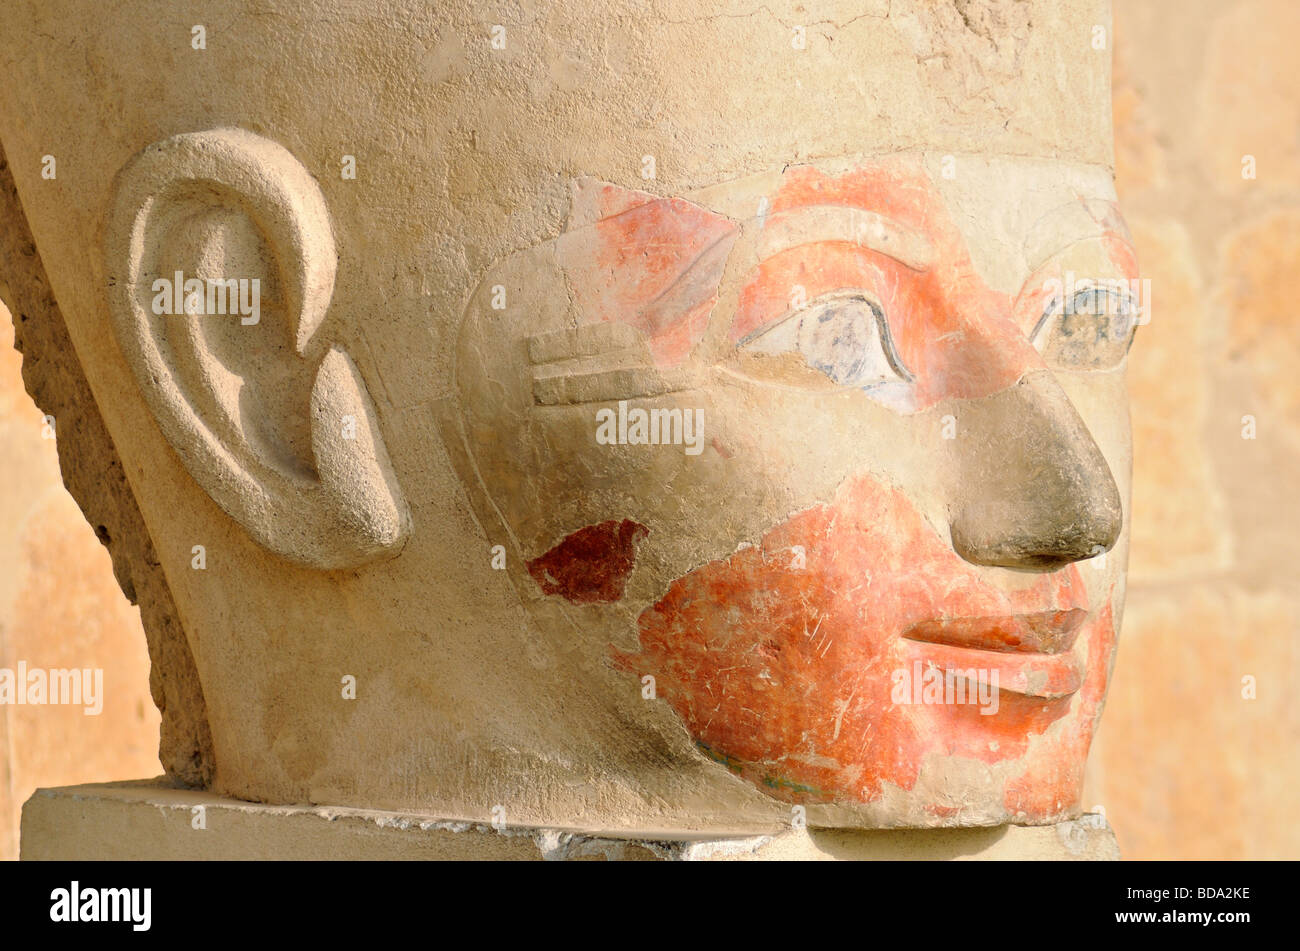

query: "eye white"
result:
(743, 294), (908, 388)
(1031, 280), (1140, 368)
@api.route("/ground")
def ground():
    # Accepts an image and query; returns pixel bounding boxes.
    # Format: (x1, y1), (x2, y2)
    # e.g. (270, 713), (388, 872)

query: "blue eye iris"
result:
(802, 298), (877, 384)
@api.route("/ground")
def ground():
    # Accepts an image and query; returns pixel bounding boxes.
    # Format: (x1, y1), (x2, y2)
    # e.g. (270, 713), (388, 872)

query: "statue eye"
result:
(1031, 281), (1141, 370)
(739, 293), (913, 389)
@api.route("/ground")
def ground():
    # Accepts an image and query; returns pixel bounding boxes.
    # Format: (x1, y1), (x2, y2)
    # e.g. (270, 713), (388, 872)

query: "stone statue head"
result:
(0, 0), (1135, 832)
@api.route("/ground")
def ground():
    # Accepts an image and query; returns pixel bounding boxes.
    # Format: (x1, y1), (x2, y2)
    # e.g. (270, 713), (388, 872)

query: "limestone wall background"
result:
(0, 299), (159, 861)
(1, 1), (1297, 859)
(1081, 0), (1300, 859)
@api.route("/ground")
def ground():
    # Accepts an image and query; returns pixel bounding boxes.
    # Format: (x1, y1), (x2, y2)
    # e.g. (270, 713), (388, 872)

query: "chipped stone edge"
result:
(0, 141), (214, 787)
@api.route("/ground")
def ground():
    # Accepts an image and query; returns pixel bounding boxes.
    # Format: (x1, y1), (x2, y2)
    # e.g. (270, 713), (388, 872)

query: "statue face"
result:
(454, 153), (1136, 822)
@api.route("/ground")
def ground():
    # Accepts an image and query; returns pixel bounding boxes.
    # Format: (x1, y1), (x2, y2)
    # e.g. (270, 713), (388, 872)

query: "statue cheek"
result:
(1003, 601), (1119, 818)
(612, 473), (935, 802)
(613, 471), (1113, 808)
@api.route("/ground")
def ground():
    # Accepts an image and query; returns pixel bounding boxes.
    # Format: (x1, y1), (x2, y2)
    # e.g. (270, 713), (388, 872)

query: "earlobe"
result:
(105, 127), (410, 569)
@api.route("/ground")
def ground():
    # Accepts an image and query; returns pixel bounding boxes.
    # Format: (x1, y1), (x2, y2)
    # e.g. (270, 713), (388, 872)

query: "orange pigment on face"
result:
(614, 473), (1116, 814)
(573, 162), (1123, 817)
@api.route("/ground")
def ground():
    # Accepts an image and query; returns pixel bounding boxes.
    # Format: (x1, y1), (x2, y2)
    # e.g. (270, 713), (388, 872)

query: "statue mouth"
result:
(900, 609), (1090, 699)
(899, 638), (1086, 700)
(901, 607), (1088, 655)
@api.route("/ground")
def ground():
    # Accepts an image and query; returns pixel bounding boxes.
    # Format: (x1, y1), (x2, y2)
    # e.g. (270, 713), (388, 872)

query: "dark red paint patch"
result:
(527, 519), (649, 604)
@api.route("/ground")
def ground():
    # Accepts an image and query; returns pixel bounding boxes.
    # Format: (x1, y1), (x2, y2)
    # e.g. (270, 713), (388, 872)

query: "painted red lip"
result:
(902, 608), (1088, 654)
(901, 610), (1090, 700)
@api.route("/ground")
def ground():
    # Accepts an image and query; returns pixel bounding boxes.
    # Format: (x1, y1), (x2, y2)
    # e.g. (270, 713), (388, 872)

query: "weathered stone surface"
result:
(21, 779), (1120, 861)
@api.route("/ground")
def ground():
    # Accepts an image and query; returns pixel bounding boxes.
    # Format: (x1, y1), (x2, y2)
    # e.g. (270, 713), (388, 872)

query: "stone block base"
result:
(21, 779), (1120, 861)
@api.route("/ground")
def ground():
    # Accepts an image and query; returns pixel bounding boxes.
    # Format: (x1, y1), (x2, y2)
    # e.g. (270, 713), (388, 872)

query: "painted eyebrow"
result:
(756, 205), (935, 271)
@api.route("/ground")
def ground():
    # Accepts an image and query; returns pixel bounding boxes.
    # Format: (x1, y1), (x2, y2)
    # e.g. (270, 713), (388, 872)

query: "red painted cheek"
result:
(613, 474), (1099, 807)
(528, 519), (648, 604)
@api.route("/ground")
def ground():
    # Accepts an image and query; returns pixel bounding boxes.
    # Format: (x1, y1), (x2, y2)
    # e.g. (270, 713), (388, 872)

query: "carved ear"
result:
(105, 127), (409, 569)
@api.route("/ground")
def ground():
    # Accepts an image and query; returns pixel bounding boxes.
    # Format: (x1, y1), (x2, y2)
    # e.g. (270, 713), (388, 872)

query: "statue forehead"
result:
(495, 154), (1124, 302)
(3, 0), (1115, 183)
(929, 156), (1124, 293)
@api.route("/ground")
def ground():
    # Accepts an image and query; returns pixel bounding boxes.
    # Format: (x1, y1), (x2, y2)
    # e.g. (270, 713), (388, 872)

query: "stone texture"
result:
(21, 779), (1120, 861)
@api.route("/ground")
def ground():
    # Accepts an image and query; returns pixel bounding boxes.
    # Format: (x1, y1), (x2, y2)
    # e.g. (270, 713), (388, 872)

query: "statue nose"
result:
(946, 370), (1122, 571)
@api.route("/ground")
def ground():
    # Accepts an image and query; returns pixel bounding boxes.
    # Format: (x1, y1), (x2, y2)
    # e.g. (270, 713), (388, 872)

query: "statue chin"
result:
(0, 0), (1133, 837)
